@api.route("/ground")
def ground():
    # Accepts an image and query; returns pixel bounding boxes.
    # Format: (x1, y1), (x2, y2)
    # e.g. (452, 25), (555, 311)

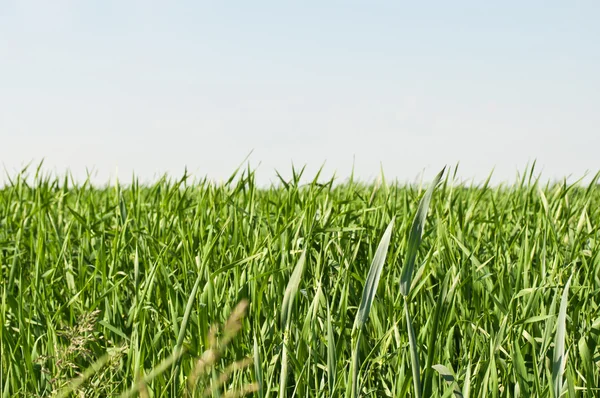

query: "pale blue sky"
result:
(1, 1), (599, 185)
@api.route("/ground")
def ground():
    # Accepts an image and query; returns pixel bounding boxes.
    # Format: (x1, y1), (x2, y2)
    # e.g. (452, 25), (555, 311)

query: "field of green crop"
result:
(1, 166), (599, 397)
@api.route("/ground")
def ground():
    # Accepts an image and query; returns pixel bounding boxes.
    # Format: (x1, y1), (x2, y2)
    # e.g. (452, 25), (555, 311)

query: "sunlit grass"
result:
(1, 164), (599, 397)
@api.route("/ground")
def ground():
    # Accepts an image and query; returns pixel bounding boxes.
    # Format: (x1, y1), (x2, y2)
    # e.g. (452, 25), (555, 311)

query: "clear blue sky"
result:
(1, 1), (599, 185)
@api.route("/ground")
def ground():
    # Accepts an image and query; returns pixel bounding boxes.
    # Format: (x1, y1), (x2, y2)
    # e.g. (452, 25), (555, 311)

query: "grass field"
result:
(1, 165), (599, 397)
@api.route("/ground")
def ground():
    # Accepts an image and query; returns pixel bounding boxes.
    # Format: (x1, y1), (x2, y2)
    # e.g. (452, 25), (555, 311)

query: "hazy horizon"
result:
(3, 159), (598, 189)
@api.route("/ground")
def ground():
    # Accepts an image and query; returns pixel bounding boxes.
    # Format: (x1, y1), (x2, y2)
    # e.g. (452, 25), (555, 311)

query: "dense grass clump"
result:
(1, 166), (599, 397)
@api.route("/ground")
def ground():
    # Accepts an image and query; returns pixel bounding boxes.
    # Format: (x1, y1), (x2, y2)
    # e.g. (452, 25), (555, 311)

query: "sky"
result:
(1, 1), (599, 186)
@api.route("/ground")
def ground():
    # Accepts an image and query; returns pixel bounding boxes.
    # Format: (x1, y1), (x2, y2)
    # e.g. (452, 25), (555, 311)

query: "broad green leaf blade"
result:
(349, 330), (362, 398)
(566, 364), (576, 398)
(280, 250), (306, 397)
(350, 217), (395, 398)
(353, 217), (395, 331)
(174, 272), (203, 355)
(281, 250), (307, 329)
(400, 168), (444, 296)
(578, 335), (595, 394)
(463, 360), (472, 398)
(433, 363), (465, 397)
(513, 339), (530, 396)
(432, 364), (455, 383)
(280, 339), (290, 397)
(552, 274), (572, 398)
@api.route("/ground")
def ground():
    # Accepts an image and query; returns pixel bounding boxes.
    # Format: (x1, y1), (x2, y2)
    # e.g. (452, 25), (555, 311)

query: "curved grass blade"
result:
(280, 250), (307, 397)
(513, 339), (530, 396)
(400, 168), (444, 296)
(432, 364), (463, 398)
(422, 273), (449, 396)
(400, 169), (444, 398)
(552, 274), (573, 398)
(353, 218), (395, 331)
(174, 272), (203, 357)
(281, 251), (306, 330)
(172, 269), (203, 393)
(350, 217), (395, 398)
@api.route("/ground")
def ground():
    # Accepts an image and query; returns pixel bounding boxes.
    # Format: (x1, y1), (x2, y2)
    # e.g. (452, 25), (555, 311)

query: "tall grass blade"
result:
(254, 335), (264, 398)
(400, 170), (443, 398)
(422, 273), (449, 396)
(327, 300), (337, 396)
(400, 169), (444, 296)
(406, 301), (422, 398)
(552, 274), (573, 398)
(174, 272), (202, 356)
(280, 250), (307, 397)
(350, 217), (395, 398)
(281, 251), (307, 330)
(463, 360), (471, 398)
(513, 339), (530, 396)
(353, 218), (395, 331)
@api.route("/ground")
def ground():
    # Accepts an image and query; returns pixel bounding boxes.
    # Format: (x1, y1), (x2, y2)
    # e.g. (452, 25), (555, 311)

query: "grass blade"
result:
(280, 250), (307, 397)
(400, 168), (444, 296)
(281, 251), (307, 330)
(350, 217), (395, 398)
(400, 169), (443, 398)
(406, 301), (422, 398)
(552, 274), (573, 398)
(422, 273), (449, 396)
(353, 218), (395, 331)
(327, 300), (337, 396)
(254, 335), (264, 398)
(513, 339), (530, 396)
(174, 272), (203, 356)
(432, 364), (463, 398)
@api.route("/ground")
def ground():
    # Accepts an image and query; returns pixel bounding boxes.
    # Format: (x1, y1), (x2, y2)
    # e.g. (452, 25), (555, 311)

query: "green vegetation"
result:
(1, 165), (599, 397)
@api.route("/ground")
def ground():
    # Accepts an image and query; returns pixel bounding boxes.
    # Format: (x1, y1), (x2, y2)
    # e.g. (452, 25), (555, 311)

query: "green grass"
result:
(1, 164), (600, 397)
